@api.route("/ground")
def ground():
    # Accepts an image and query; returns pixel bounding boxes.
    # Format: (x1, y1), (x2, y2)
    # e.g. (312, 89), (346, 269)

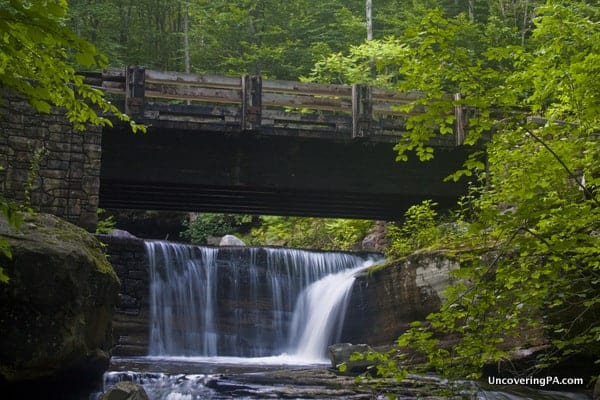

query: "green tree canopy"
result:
(311, 0), (600, 379)
(67, 0), (368, 79)
(0, 0), (142, 131)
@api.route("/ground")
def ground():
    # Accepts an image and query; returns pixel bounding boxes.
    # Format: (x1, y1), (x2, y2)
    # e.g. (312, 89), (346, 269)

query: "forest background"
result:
(66, 0), (538, 250)
(1, 0), (598, 384)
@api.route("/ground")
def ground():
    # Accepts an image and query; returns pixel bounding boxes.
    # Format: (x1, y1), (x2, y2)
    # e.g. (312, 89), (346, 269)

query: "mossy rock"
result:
(0, 212), (120, 388)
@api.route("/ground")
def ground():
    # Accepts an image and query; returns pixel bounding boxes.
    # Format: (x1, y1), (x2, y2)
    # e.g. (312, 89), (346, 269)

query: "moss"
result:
(364, 246), (475, 281)
(0, 212), (117, 280)
(364, 257), (403, 277)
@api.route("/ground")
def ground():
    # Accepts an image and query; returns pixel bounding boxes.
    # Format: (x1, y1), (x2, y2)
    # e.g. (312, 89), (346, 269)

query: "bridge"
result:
(86, 67), (473, 220)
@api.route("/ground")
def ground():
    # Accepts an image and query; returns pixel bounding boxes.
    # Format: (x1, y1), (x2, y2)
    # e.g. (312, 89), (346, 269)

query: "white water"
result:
(145, 241), (380, 362)
(287, 263), (373, 361)
(147, 242), (219, 356)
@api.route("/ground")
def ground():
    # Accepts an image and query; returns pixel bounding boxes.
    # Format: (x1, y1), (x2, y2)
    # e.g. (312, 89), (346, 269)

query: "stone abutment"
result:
(0, 91), (102, 231)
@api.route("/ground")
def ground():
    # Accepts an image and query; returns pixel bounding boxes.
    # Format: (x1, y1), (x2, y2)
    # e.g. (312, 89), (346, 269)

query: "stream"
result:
(94, 241), (592, 399)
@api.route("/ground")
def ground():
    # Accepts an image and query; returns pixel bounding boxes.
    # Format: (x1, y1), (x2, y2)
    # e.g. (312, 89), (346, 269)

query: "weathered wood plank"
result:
(352, 84), (372, 138)
(145, 69), (241, 89)
(145, 83), (242, 104)
(262, 109), (351, 125)
(262, 92), (351, 112)
(102, 68), (127, 80)
(79, 71), (103, 85)
(144, 113), (233, 124)
(100, 81), (126, 94)
(262, 79), (352, 97)
(125, 66), (145, 115)
(146, 102), (241, 118)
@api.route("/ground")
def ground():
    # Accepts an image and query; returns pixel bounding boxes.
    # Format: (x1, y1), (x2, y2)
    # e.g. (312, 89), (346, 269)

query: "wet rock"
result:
(206, 236), (221, 246)
(0, 213), (119, 390)
(219, 234), (245, 246)
(224, 366), (477, 399)
(361, 232), (379, 251)
(100, 381), (149, 400)
(328, 343), (375, 373)
(361, 221), (388, 252)
(343, 252), (458, 346)
(109, 229), (138, 239)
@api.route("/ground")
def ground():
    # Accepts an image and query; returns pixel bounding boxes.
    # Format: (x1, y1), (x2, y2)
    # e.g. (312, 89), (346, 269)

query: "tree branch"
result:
(523, 126), (600, 207)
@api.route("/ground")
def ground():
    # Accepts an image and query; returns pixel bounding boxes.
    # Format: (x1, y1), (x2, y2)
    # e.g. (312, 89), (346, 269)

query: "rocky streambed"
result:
(98, 357), (593, 400)
(101, 357), (476, 399)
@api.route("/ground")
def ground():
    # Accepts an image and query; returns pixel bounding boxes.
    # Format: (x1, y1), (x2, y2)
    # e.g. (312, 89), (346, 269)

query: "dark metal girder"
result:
(99, 180), (458, 220)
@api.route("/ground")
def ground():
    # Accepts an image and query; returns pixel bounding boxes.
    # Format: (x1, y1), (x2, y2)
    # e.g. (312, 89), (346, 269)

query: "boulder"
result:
(0, 213), (120, 391)
(206, 236), (222, 246)
(328, 343), (375, 373)
(343, 253), (458, 346)
(100, 381), (149, 400)
(219, 234), (245, 246)
(361, 232), (379, 252)
(108, 229), (138, 239)
(361, 221), (388, 252)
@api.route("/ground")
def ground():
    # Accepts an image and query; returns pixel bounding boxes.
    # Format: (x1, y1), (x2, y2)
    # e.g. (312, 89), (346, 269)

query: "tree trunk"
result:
(366, 0), (373, 41)
(183, 0), (190, 73)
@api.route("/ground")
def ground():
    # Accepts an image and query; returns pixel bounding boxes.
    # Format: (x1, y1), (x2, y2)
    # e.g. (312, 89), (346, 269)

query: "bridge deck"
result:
(88, 67), (472, 219)
(84, 67), (466, 145)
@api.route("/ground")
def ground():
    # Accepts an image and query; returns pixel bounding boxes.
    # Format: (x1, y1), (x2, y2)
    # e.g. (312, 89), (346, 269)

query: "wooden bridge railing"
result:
(83, 66), (465, 145)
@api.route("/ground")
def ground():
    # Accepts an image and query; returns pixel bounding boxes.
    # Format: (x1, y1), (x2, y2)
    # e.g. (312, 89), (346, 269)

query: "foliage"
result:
(181, 213), (373, 250)
(0, 194), (21, 283)
(313, 0), (600, 380)
(308, 38), (409, 86)
(95, 209), (116, 234)
(0, 0), (143, 132)
(386, 200), (442, 258)
(428, 1), (600, 378)
(247, 216), (374, 251)
(70, 0), (520, 81)
(22, 146), (48, 213)
(181, 213), (256, 244)
(67, 0), (368, 80)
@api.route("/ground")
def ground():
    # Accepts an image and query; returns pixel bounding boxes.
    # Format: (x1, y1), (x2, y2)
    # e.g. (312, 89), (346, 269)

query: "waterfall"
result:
(145, 241), (379, 361)
(287, 264), (367, 360)
(147, 242), (219, 356)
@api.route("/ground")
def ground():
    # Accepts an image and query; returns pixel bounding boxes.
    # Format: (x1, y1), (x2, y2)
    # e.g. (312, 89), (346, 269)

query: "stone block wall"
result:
(96, 234), (150, 356)
(0, 91), (102, 231)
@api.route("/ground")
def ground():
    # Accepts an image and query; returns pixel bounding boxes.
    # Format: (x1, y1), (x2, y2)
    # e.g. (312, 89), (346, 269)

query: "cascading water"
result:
(145, 241), (380, 361)
(287, 264), (367, 360)
(147, 242), (219, 356)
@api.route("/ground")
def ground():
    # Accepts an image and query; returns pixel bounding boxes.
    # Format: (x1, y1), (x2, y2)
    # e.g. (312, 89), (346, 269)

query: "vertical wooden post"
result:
(241, 75), (262, 131)
(125, 66), (145, 116)
(352, 84), (372, 138)
(454, 93), (466, 146)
